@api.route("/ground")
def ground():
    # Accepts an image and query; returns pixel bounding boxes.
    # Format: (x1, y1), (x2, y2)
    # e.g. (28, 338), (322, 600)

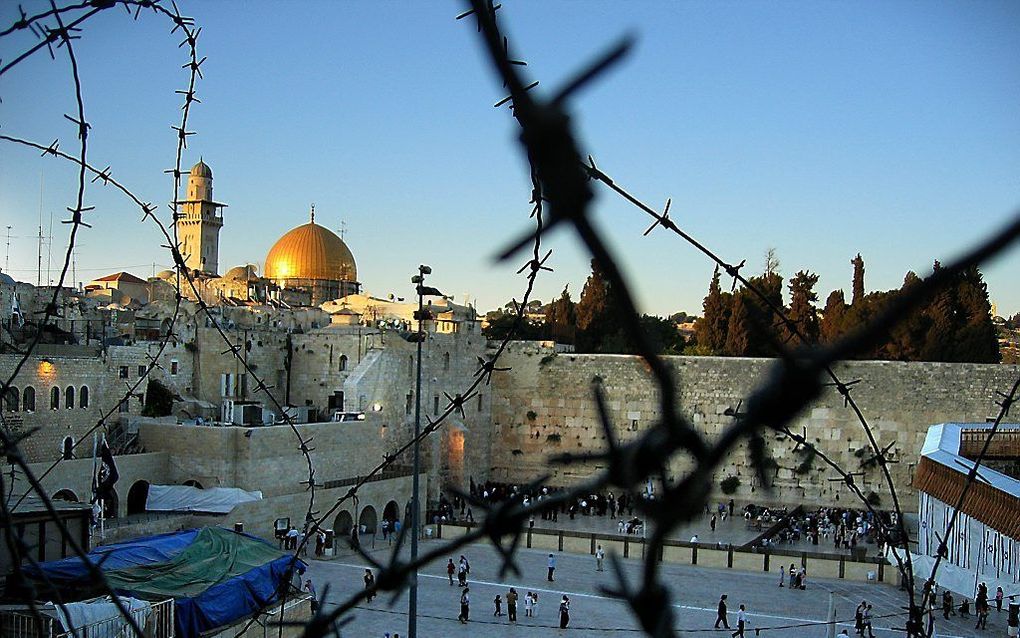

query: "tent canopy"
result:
(22, 527), (305, 638)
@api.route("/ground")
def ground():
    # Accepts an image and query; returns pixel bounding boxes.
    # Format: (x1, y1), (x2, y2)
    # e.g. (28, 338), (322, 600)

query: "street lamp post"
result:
(409, 264), (442, 638)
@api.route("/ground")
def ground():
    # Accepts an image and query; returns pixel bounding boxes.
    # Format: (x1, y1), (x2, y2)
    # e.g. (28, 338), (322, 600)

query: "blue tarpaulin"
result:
(23, 527), (306, 638)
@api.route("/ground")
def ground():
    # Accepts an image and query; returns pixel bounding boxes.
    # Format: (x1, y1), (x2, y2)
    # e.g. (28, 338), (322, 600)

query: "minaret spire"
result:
(310, 203), (315, 224)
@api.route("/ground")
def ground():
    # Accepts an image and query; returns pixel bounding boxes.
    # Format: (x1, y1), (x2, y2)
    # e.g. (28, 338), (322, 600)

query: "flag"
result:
(92, 436), (119, 507)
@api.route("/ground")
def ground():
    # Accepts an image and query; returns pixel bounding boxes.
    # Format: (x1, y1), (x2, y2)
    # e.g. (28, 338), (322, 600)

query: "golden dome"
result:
(190, 158), (212, 178)
(264, 221), (357, 282)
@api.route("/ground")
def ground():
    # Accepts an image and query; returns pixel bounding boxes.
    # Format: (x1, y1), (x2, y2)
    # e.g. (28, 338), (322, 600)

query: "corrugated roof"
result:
(913, 422), (1020, 537)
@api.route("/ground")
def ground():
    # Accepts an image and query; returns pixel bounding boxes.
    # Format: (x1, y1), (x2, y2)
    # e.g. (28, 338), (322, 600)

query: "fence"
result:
(438, 522), (888, 583)
(0, 597), (174, 638)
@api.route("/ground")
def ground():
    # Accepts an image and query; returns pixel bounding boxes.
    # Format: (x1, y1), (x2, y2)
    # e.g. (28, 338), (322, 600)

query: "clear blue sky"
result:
(1, 1), (1018, 318)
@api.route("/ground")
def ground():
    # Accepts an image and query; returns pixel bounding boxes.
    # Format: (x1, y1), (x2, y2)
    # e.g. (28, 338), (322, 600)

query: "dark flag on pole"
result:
(92, 437), (119, 507)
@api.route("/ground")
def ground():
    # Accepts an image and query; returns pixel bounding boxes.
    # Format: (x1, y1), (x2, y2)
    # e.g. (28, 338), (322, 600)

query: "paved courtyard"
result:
(306, 536), (987, 638)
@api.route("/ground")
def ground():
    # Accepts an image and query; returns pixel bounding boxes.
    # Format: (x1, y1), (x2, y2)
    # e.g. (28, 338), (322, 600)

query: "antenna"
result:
(310, 203), (315, 224)
(38, 172), (44, 286)
(339, 219), (347, 242)
(5, 225), (11, 272)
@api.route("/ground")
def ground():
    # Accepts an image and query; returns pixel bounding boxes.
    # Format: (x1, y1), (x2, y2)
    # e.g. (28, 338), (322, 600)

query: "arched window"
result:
(443, 352), (450, 372)
(22, 386), (36, 412)
(3, 386), (18, 412)
(408, 356), (414, 376)
(65, 386), (75, 410)
(61, 436), (74, 460)
(339, 354), (348, 372)
(79, 386), (89, 409)
(51, 386), (60, 410)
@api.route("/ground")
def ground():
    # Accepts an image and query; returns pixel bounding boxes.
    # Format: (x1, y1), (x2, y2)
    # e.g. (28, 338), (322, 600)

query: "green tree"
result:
(787, 270), (820, 345)
(545, 285), (577, 345)
(851, 253), (866, 306)
(953, 266), (999, 363)
(575, 260), (619, 353)
(819, 289), (848, 343)
(695, 265), (729, 354)
(142, 379), (174, 417)
(724, 293), (752, 356)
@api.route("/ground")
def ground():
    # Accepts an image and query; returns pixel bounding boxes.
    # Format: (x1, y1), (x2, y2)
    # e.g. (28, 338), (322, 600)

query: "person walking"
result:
(595, 544), (605, 572)
(458, 587), (470, 624)
(547, 553), (556, 581)
(446, 558), (456, 585)
(996, 586), (1004, 612)
(854, 601), (866, 636)
(507, 587), (518, 623)
(731, 604), (747, 638)
(559, 595), (571, 629)
(493, 594), (503, 617)
(715, 594), (730, 629)
(711, 514), (717, 532)
(303, 579), (318, 613)
(524, 591), (534, 618)
(862, 603), (874, 638)
(942, 590), (954, 620)
(778, 567), (784, 588)
(363, 569), (376, 603)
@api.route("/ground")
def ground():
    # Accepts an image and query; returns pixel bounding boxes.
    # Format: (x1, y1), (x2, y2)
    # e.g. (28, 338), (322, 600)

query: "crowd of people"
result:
(752, 505), (895, 553)
(432, 479), (648, 527)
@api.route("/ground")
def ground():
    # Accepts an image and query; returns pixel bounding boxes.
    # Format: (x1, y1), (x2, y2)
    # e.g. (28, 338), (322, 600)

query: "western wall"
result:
(489, 342), (1020, 511)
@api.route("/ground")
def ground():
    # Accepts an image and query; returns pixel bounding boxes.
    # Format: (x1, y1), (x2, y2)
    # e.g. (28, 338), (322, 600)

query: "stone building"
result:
(176, 159), (226, 276)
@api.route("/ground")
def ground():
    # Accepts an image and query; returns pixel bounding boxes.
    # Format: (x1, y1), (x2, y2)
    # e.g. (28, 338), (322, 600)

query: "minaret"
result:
(176, 158), (227, 275)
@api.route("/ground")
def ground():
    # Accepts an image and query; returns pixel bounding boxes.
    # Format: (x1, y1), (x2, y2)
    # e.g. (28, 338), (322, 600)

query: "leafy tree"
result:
(787, 270), (820, 345)
(695, 265), (729, 354)
(953, 265), (999, 362)
(482, 311), (544, 341)
(142, 379), (174, 417)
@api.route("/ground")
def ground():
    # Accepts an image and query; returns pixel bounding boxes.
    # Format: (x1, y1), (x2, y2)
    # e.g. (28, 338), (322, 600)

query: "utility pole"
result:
(408, 264), (442, 638)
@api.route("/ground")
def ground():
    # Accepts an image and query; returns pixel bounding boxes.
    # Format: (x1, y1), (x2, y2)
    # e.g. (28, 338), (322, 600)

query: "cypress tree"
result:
(851, 254), (866, 306)
(546, 285), (577, 345)
(576, 259), (614, 352)
(724, 293), (752, 356)
(695, 265), (729, 354)
(954, 266), (999, 363)
(787, 270), (820, 345)
(819, 289), (848, 344)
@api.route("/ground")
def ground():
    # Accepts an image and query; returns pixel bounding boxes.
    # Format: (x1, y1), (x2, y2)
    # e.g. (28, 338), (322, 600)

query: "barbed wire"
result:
(1, 3), (1018, 638)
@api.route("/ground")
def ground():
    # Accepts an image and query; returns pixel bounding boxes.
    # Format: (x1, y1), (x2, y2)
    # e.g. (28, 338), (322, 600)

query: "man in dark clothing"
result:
(363, 569), (376, 602)
(715, 594), (730, 629)
(459, 588), (470, 624)
(559, 596), (570, 629)
(728, 499), (735, 517)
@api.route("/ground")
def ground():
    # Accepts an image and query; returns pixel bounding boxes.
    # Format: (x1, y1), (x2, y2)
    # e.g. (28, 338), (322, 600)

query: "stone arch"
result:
(52, 488), (78, 502)
(359, 505), (378, 535)
(182, 479), (204, 489)
(333, 510), (353, 536)
(79, 385), (89, 409)
(383, 500), (400, 525)
(65, 386), (74, 410)
(50, 386), (60, 410)
(61, 436), (75, 460)
(102, 488), (119, 519)
(22, 386), (36, 412)
(127, 480), (150, 515)
(338, 354), (348, 372)
(3, 385), (18, 412)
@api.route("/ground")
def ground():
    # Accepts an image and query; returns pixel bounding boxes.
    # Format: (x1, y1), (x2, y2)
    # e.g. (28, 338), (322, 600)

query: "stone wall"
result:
(1, 343), (190, 463)
(489, 342), (1020, 510)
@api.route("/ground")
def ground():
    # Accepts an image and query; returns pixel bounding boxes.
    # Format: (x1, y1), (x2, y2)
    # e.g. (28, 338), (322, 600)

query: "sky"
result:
(1, 1), (1018, 318)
